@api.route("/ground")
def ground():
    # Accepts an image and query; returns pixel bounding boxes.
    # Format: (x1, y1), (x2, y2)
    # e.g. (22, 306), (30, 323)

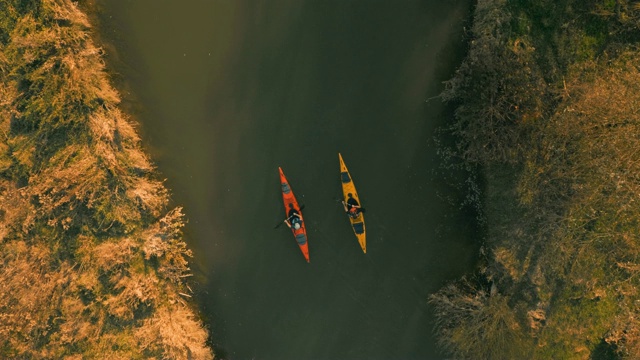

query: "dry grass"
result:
(0, 0), (213, 358)
(433, 0), (640, 359)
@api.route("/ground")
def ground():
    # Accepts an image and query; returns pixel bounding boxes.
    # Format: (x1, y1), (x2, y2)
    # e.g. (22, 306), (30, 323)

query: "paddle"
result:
(274, 204), (305, 229)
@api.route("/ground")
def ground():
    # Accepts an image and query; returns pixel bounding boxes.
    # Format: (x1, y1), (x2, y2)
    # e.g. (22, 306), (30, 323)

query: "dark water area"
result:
(95, 1), (478, 359)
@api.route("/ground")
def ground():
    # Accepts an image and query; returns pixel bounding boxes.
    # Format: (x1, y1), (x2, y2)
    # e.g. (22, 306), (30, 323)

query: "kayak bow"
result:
(339, 153), (366, 253)
(278, 167), (310, 263)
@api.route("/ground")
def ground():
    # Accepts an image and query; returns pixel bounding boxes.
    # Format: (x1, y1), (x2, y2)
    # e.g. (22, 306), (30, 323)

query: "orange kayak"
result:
(278, 167), (310, 263)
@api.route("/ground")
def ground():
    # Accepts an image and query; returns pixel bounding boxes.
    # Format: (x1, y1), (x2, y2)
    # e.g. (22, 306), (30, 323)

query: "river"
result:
(95, 1), (477, 359)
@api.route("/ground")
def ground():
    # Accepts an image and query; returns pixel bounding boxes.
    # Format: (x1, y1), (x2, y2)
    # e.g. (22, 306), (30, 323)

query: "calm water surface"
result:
(97, 1), (477, 359)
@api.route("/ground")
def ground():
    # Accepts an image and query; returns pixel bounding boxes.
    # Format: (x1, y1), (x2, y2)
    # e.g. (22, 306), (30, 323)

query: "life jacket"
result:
(293, 221), (302, 230)
(291, 215), (302, 227)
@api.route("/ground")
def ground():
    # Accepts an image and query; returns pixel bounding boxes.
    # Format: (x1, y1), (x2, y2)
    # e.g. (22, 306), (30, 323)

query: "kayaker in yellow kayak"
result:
(285, 203), (303, 230)
(342, 193), (364, 218)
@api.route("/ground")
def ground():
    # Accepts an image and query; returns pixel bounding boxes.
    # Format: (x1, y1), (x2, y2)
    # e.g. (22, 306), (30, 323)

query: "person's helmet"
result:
(294, 222), (301, 230)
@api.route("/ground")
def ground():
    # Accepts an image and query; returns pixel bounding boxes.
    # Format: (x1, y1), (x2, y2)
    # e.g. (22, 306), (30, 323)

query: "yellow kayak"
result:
(338, 153), (366, 253)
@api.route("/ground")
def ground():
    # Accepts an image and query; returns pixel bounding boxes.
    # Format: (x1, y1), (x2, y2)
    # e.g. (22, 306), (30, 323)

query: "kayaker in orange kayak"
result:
(285, 203), (303, 230)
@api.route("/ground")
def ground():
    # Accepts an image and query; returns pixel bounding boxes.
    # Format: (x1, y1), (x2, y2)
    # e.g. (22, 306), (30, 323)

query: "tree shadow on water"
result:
(590, 339), (619, 360)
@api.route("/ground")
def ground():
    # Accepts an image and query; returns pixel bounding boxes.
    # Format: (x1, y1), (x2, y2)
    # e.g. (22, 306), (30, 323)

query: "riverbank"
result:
(0, 0), (213, 358)
(431, 0), (640, 358)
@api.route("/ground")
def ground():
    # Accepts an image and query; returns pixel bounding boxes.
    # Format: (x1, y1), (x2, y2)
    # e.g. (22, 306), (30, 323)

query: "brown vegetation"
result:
(432, 0), (640, 359)
(0, 0), (213, 358)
